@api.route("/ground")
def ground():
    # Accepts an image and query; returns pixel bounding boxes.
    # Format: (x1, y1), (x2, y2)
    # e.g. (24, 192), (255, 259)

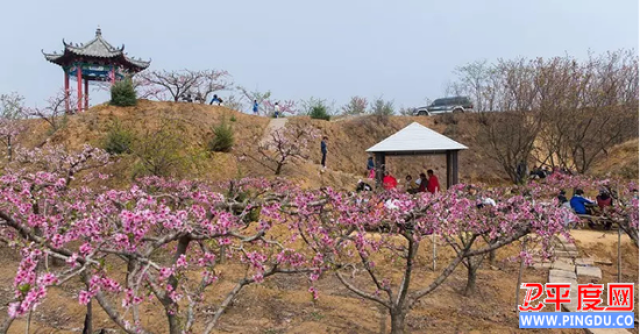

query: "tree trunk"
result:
(378, 305), (387, 334)
(166, 236), (190, 334)
(515, 238), (527, 311)
(464, 260), (478, 296)
(82, 300), (93, 334)
(389, 311), (406, 334)
(275, 163), (283, 175)
(489, 249), (496, 266)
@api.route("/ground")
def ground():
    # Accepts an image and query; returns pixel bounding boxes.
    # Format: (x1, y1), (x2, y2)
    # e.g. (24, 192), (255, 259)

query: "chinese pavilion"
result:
(43, 28), (150, 112)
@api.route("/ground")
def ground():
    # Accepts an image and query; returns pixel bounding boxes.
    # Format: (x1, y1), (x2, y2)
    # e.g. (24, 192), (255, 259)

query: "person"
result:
(596, 190), (614, 230)
(384, 198), (400, 210)
(517, 161), (527, 182)
(320, 136), (328, 169)
(417, 173), (428, 192)
(252, 99), (259, 115)
(367, 157), (375, 179)
(426, 169), (440, 194)
(404, 175), (418, 194)
(633, 189), (639, 200)
(382, 171), (398, 190)
(182, 93), (193, 103)
(274, 102), (281, 118)
(570, 189), (596, 215)
(356, 179), (373, 192)
(210, 94), (222, 105)
(558, 190), (571, 209)
(468, 185), (496, 208)
(596, 190), (613, 210)
(194, 92), (204, 103)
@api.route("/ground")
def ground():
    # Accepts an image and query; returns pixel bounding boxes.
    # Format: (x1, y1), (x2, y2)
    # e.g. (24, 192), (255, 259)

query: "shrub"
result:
(208, 120), (235, 152)
(369, 98), (394, 116)
(110, 79), (137, 107)
(131, 122), (186, 177)
(369, 97), (394, 124)
(103, 120), (134, 155)
(230, 115), (237, 122)
(309, 105), (331, 121)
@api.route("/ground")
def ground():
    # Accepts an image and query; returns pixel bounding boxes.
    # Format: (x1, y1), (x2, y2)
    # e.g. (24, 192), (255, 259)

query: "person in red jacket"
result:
(382, 171), (398, 190)
(426, 169), (440, 193)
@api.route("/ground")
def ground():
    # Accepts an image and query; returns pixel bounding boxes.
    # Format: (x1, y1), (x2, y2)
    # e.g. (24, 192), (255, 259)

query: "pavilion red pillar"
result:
(84, 79), (89, 110)
(76, 66), (83, 112)
(64, 70), (70, 113)
(111, 66), (116, 86)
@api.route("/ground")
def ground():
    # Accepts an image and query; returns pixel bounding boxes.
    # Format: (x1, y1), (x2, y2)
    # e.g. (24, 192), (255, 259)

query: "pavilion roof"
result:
(366, 122), (468, 153)
(43, 28), (150, 70)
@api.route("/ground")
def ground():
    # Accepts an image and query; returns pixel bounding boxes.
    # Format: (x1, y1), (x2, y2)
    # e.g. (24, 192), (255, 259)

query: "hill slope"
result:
(590, 138), (639, 180)
(11, 100), (636, 190)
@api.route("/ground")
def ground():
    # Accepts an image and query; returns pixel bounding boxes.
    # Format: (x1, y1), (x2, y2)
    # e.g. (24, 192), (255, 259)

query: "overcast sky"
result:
(1, 0), (638, 111)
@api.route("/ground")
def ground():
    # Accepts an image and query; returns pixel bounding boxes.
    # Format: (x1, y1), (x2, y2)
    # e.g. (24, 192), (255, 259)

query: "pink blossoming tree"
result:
(245, 122), (320, 175)
(288, 186), (573, 334)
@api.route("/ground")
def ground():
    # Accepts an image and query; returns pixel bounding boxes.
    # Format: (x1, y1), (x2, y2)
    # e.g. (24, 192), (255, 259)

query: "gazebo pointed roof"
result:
(366, 122), (468, 153)
(43, 28), (150, 70)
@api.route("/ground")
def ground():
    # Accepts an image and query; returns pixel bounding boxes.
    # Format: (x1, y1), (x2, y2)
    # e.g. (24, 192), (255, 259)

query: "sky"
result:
(0, 0), (638, 111)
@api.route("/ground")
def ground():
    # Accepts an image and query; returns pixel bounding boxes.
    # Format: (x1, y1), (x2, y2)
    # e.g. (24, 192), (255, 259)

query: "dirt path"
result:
(260, 118), (288, 147)
(534, 232), (633, 334)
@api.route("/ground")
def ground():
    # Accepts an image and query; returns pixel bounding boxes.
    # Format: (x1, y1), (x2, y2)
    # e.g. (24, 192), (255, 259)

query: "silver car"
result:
(413, 96), (474, 116)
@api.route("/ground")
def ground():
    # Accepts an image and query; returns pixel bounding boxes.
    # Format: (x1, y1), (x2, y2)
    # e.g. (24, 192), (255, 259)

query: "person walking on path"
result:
(274, 102), (281, 118)
(320, 136), (328, 169)
(252, 99), (259, 115)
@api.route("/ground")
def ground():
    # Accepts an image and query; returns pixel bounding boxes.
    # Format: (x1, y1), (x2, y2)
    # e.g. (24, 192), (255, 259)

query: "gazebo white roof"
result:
(366, 122), (468, 153)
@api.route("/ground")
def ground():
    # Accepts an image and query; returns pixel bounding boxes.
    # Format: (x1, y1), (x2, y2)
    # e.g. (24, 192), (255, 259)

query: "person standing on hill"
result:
(274, 102), (281, 118)
(253, 99), (259, 115)
(209, 94), (222, 105)
(367, 156), (375, 179)
(321, 136), (328, 169)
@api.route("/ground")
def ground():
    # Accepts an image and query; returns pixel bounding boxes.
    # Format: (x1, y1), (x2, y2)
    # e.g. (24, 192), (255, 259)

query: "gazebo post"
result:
(84, 79), (89, 110)
(76, 65), (83, 112)
(63, 69), (70, 113)
(375, 152), (385, 188)
(446, 150), (459, 189)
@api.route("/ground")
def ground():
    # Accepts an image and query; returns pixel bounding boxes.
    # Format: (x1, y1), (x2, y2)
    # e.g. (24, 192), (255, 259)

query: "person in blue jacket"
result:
(209, 94), (222, 105)
(570, 189), (596, 215)
(252, 100), (259, 115)
(320, 136), (328, 169)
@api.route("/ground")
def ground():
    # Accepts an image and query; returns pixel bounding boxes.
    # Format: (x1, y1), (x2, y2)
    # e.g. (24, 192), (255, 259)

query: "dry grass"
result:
(590, 138), (639, 180)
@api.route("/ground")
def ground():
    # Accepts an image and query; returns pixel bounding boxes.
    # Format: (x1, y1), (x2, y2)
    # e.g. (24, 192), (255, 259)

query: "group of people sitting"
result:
(400, 170), (440, 194)
(376, 170), (440, 193)
(363, 157), (443, 194)
(556, 187), (639, 230)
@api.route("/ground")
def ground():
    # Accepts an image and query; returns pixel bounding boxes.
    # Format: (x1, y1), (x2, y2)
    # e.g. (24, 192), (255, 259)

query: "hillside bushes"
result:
(110, 79), (137, 107)
(208, 120), (235, 152)
(309, 104), (331, 121)
(103, 120), (134, 155)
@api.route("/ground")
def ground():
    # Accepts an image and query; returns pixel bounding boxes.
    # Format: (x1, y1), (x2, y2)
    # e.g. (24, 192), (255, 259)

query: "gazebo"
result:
(366, 122), (468, 189)
(43, 28), (150, 113)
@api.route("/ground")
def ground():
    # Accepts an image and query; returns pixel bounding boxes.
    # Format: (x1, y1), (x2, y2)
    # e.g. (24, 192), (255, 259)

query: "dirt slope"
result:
(590, 138), (639, 180)
(11, 101), (508, 191)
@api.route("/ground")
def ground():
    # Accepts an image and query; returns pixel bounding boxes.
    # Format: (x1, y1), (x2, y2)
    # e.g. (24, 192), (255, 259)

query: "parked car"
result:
(412, 96), (474, 116)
